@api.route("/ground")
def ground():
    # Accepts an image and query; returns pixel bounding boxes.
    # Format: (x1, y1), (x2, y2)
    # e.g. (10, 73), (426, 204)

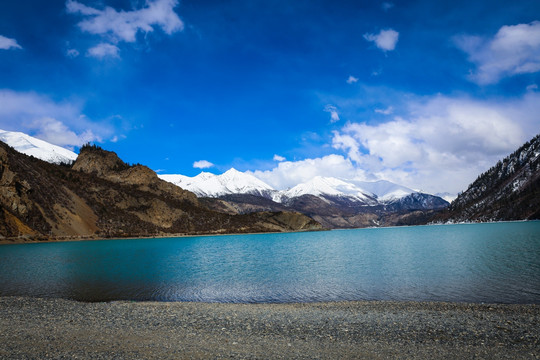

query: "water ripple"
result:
(0, 222), (539, 303)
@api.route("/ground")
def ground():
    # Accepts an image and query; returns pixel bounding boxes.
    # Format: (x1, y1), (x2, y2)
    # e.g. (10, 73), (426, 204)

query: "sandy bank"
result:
(0, 297), (538, 359)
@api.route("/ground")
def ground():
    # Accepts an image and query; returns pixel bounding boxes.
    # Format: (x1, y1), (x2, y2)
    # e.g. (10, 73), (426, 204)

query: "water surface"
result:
(0, 222), (539, 303)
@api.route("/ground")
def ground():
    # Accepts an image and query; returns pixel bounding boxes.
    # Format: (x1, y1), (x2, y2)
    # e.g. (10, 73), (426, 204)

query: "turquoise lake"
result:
(0, 222), (539, 303)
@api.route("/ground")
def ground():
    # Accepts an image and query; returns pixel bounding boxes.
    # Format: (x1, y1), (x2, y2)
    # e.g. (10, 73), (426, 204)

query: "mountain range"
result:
(0, 139), (321, 242)
(1, 129), (538, 241)
(0, 128), (449, 229)
(160, 170), (417, 205)
(159, 169), (449, 228)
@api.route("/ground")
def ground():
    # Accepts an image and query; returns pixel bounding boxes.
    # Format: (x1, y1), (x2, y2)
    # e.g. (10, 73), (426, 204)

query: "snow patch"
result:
(0, 129), (78, 164)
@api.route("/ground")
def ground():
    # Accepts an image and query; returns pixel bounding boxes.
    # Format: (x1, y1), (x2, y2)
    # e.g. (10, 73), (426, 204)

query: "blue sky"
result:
(1, 0), (539, 194)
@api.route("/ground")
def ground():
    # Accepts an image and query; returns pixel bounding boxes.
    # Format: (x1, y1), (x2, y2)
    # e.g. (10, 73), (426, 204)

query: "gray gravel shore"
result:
(0, 297), (538, 359)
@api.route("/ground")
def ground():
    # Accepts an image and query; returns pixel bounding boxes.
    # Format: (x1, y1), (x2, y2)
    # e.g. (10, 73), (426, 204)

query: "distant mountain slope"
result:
(0, 143), (322, 242)
(439, 134), (540, 222)
(0, 129), (77, 164)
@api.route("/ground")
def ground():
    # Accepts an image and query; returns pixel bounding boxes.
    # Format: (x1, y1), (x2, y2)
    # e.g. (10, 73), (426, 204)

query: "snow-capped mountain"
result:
(160, 169), (448, 211)
(278, 177), (420, 204)
(277, 176), (379, 205)
(0, 129), (77, 164)
(159, 168), (275, 198)
(160, 169), (450, 229)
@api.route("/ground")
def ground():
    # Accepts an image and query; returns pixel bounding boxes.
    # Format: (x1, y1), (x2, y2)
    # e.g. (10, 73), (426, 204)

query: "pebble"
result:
(0, 297), (538, 359)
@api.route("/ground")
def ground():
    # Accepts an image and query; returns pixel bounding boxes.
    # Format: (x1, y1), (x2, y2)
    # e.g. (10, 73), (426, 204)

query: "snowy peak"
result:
(280, 176), (377, 204)
(159, 169), (445, 209)
(0, 129), (77, 164)
(158, 169), (274, 198)
(220, 168), (274, 194)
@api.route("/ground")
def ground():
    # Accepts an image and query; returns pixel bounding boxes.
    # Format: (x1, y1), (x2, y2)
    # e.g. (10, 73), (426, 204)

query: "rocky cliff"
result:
(0, 143), (322, 242)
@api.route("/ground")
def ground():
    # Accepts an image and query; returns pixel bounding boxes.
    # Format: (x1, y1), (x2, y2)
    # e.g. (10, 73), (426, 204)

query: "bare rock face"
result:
(0, 148), (30, 217)
(72, 146), (126, 176)
(0, 142), (322, 242)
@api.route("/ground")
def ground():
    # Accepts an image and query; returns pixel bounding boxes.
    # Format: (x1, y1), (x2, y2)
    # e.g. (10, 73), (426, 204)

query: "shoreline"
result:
(0, 228), (319, 245)
(1, 219), (537, 245)
(1, 296), (538, 359)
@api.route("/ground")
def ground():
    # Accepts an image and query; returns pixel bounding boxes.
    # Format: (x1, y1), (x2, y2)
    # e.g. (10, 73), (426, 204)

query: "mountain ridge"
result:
(436, 134), (540, 222)
(0, 142), (322, 242)
(0, 129), (77, 164)
(158, 170), (448, 208)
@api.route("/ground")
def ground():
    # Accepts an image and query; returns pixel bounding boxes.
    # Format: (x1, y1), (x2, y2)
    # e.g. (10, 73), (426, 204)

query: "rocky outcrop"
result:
(0, 143), (322, 242)
(73, 145), (198, 205)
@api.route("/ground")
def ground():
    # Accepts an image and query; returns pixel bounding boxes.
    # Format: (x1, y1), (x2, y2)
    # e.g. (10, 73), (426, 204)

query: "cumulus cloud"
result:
(456, 21), (540, 84)
(273, 154), (286, 162)
(331, 93), (540, 194)
(324, 105), (340, 123)
(250, 155), (368, 190)
(0, 89), (115, 149)
(32, 118), (99, 148)
(249, 93), (539, 195)
(346, 75), (358, 84)
(66, 0), (183, 43)
(364, 29), (399, 51)
(193, 160), (214, 169)
(0, 35), (22, 50)
(87, 43), (120, 59)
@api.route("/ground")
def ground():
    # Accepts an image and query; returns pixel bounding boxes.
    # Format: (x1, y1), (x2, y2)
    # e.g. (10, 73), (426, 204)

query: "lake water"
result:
(0, 222), (539, 303)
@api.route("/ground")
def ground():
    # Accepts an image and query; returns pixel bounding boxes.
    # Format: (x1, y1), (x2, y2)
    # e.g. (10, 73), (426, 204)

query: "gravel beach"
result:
(0, 297), (538, 359)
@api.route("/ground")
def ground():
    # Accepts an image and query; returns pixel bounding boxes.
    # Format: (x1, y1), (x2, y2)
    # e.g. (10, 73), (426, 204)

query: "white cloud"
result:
(0, 35), (22, 50)
(273, 154), (286, 162)
(193, 160), (214, 169)
(66, 0), (183, 43)
(374, 106), (393, 115)
(32, 118), (99, 148)
(250, 155), (368, 190)
(382, 2), (394, 11)
(456, 21), (540, 84)
(0, 89), (115, 148)
(331, 93), (540, 194)
(87, 43), (120, 59)
(527, 84), (538, 91)
(346, 75), (358, 84)
(364, 29), (399, 52)
(324, 104), (340, 123)
(249, 93), (539, 195)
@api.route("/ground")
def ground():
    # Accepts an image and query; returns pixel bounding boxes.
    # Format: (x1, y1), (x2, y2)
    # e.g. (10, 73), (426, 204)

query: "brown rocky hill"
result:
(0, 143), (322, 242)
